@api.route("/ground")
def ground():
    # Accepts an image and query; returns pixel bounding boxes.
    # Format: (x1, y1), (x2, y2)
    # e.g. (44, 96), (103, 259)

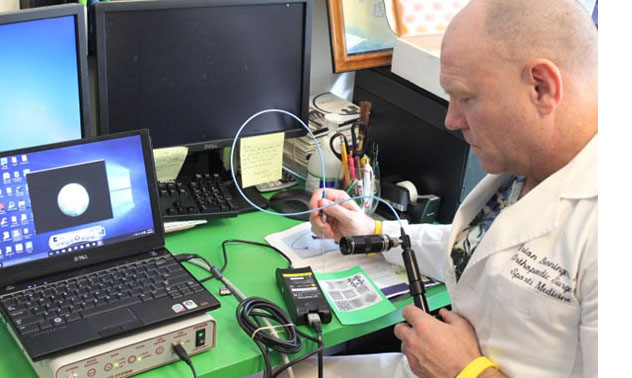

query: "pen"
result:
(340, 137), (350, 187)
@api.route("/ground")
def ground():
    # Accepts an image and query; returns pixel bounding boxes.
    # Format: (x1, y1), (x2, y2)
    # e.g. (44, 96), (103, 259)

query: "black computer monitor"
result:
(94, 0), (311, 151)
(0, 4), (92, 152)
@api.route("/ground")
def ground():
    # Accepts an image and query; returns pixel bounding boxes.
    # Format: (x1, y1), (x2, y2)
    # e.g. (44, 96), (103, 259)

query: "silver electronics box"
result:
(8, 313), (216, 378)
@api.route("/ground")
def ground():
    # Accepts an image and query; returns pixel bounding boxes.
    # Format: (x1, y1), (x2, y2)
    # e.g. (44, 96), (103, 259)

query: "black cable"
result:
(175, 253), (216, 283)
(176, 251), (323, 377)
(176, 239), (293, 283)
(236, 296), (297, 377)
(175, 253), (214, 270)
(172, 342), (198, 378)
(318, 333), (323, 378)
(236, 297), (324, 378)
(198, 276), (212, 283)
(307, 313), (324, 378)
(221, 239), (293, 273)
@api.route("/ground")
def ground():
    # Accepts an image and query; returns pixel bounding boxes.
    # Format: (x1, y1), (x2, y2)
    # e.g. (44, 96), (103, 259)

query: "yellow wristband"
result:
(374, 220), (382, 235)
(456, 356), (498, 378)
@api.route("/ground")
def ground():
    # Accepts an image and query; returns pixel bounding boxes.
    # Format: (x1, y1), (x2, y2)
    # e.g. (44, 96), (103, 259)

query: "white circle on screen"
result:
(57, 183), (90, 217)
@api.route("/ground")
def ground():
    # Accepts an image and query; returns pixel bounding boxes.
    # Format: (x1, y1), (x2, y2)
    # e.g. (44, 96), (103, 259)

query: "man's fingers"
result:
(311, 217), (334, 238)
(309, 209), (324, 229)
(322, 199), (356, 222)
(401, 305), (434, 328)
(337, 197), (361, 212)
(310, 222), (325, 238)
(439, 308), (464, 325)
(309, 198), (331, 226)
(308, 189), (324, 210)
(309, 204), (334, 239)
(393, 322), (413, 341)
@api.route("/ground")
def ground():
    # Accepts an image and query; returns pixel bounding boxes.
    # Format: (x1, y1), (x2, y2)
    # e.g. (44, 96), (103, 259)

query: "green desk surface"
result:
(0, 211), (449, 377)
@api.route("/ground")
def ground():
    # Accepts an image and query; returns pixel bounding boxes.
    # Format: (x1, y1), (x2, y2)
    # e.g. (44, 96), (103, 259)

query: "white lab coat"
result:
(290, 135), (597, 378)
(381, 134), (598, 377)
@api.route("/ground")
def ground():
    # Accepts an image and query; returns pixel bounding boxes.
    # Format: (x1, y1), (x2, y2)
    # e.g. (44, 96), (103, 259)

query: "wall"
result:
(309, 0), (597, 101)
(309, 0), (355, 101)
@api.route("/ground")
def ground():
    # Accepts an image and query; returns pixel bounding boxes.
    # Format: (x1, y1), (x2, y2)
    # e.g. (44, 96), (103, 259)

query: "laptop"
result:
(0, 130), (220, 361)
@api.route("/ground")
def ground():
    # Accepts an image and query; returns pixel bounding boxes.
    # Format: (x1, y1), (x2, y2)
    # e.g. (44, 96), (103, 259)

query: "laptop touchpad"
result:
(89, 309), (142, 337)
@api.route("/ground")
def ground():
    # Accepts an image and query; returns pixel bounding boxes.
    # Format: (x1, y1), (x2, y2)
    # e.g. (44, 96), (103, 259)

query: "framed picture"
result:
(327, 0), (397, 73)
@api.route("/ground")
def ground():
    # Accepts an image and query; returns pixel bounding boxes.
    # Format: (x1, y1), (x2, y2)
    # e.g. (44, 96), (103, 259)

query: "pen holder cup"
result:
(344, 168), (380, 216)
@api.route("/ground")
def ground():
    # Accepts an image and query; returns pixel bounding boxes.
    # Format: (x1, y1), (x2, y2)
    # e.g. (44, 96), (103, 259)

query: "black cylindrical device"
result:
(339, 235), (398, 255)
(339, 231), (431, 314)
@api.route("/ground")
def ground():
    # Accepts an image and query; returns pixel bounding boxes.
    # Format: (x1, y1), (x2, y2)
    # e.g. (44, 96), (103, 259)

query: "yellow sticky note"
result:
(240, 132), (284, 188)
(153, 146), (188, 182)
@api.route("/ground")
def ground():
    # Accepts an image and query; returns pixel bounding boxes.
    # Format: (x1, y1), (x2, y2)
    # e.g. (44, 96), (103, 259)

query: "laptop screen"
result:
(0, 134), (155, 270)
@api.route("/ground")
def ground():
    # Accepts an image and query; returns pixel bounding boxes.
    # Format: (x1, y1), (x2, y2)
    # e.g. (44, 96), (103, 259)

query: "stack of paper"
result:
(283, 92), (359, 177)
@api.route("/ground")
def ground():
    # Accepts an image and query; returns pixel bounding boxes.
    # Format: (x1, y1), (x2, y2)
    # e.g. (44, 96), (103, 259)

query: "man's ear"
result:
(523, 59), (563, 116)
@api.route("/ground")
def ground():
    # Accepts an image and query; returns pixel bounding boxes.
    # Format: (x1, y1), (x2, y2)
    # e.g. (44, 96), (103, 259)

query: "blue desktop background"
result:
(0, 15), (82, 152)
(0, 135), (156, 268)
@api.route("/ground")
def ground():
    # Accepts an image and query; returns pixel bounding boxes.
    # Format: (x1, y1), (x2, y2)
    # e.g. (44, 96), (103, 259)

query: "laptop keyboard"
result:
(0, 256), (205, 335)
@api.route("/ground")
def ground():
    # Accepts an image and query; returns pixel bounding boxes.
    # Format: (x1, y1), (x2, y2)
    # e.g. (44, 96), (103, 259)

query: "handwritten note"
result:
(239, 132), (284, 188)
(153, 146), (188, 182)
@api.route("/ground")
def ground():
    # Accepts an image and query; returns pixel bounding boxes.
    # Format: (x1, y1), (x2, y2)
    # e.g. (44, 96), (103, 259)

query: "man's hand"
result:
(308, 188), (374, 242)
(394, 307), (486, 378)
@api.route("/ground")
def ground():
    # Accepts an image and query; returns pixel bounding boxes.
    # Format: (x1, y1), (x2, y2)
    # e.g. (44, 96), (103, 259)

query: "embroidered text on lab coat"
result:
(508, 243), (574, 303)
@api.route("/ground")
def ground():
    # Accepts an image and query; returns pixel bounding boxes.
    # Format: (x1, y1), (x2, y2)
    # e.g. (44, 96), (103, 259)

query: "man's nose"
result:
(444, 102), (467, 131)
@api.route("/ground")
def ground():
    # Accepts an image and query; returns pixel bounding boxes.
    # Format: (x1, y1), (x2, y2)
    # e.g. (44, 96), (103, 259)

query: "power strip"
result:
(11, 313), (216, 378)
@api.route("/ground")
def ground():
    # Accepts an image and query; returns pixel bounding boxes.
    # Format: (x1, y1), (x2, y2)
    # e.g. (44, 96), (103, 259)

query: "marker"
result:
(349, 156), (356, 181)
(360, 155), (369, 169)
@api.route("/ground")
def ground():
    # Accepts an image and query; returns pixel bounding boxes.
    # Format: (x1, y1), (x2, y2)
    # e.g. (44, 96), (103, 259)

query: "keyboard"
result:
(1, 256), (203, 336)
(158, 173), (268, 222)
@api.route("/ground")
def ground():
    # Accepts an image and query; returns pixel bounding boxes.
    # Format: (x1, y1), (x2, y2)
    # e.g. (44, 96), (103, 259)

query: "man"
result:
(308, 0), (597, 376)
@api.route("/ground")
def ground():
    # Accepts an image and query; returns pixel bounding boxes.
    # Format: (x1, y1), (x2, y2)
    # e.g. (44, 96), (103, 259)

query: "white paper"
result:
(164, 220), (207, 233)
(265, 222), (407, 294)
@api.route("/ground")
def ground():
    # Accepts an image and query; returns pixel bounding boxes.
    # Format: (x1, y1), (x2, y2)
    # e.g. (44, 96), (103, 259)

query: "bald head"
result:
(440, 0), (598, 185)
(446, 0), (598, 77)
(486, 0), (597, 74)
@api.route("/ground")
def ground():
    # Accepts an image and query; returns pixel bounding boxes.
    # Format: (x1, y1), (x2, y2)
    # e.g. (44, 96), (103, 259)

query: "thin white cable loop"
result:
(229, 109), (404, 228)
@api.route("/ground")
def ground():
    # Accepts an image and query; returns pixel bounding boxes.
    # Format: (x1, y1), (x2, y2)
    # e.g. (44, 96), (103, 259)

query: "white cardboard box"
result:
(390, 33), (448, 101)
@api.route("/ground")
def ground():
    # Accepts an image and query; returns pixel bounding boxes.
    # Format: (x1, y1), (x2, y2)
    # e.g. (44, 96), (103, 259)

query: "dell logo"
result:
(74, 254), (89, 262)
(203, 142), (219, 150)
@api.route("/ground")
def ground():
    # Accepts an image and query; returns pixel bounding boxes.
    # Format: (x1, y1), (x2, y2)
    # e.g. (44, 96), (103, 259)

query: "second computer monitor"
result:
(94, 0), (312, 151)
(0, 4), (91, 152)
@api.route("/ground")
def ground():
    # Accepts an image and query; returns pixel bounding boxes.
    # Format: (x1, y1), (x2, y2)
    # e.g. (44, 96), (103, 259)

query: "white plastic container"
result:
(305, 114), (342, 193)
